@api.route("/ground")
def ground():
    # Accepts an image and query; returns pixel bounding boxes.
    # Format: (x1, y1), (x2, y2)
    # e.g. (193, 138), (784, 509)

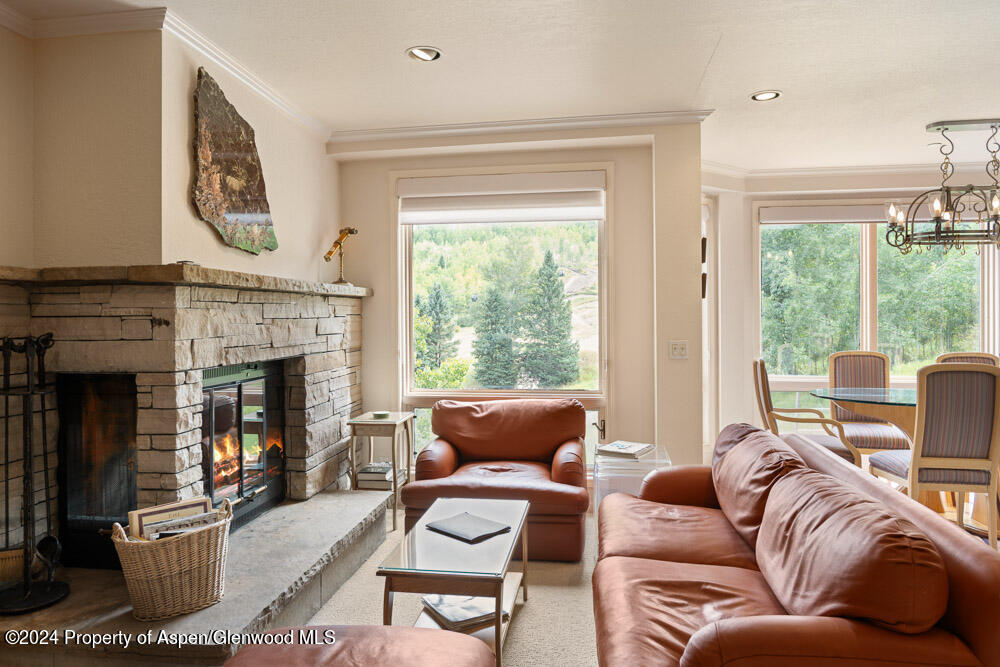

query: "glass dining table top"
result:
(810, 387), (917, 406)
(378, 498), (529, 578)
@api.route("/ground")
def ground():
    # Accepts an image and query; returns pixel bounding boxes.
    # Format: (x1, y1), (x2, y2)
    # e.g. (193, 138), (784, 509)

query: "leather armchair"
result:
(400, 398), (590, 561)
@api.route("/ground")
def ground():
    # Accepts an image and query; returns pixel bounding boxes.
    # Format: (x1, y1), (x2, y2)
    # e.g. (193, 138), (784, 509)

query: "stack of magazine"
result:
(356, 462), (405, 490)
(126, 496), (218, 541)
(421, 594), (511, 632)
(596, 440), (656, 459)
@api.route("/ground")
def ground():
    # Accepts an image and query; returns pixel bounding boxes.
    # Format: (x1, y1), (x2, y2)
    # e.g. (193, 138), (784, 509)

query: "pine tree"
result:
(414, 283), (458, 369)
(522, 250), (579, 388)
(472, 285), (520, 388)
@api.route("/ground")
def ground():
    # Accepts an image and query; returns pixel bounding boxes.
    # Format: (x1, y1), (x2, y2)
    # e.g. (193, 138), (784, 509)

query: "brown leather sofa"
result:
(225, 625), (494, 666)
(594, 423), (1000, 666)
(400, 399), (589, 561)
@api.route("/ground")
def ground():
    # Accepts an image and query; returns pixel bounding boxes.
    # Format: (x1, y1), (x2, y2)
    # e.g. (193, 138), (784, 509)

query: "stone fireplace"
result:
(0, 264), (369, 566)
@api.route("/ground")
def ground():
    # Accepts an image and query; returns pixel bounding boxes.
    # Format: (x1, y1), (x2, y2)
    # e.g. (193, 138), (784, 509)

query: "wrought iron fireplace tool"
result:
(0, 334), (69, 614)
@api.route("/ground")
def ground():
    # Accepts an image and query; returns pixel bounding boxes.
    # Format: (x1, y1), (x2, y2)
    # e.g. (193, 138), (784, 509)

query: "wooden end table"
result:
(377, 498), (529, 667)
(347, 411), (415, 530)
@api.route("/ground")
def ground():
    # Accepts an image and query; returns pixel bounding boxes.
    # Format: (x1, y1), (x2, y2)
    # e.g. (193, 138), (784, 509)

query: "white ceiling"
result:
(7, 0), (1000, 171)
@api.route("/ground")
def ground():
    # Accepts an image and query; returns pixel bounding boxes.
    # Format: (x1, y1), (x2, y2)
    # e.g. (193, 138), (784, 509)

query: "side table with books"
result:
(347, 411), (414, 530)
(593, 441), (671, 507)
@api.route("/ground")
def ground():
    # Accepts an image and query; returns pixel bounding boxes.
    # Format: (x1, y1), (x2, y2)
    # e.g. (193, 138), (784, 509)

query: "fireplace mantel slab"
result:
(0, 489), (391, 665)
(0, 264), (372, 298)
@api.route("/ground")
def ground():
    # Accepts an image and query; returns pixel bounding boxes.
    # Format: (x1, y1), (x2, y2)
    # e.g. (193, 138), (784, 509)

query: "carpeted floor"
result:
(309, 510), (600, 667)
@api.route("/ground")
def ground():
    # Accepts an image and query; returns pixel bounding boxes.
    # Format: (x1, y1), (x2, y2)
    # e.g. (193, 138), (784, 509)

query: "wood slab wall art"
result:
(192, 67), (278, 254)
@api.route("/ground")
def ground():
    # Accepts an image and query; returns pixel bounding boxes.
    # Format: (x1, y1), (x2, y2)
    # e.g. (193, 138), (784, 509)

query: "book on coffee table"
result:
(421, 594), (511, 632)
(596, 440), (656, 459)
(426, 512), (511, 543)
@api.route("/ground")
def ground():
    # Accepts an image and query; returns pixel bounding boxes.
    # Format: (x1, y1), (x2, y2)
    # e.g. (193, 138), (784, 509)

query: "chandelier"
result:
(885, 119), (1000, 254)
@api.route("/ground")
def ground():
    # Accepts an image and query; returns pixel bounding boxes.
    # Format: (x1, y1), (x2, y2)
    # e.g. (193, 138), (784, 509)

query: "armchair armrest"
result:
(681, 616), (980, 667)
(769, 413), (862, 465)
(551, 439), (585, 487)
(638, 465), (718, 508)
(413, 438), (458, 481)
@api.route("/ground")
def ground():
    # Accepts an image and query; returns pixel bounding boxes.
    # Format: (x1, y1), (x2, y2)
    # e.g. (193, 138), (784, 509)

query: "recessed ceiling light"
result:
(407, 46), (441, 62)
(751, 90), (781, 102)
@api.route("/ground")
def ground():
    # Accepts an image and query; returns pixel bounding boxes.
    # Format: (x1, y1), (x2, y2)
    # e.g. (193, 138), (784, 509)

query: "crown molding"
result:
(328, 109), (714, 144)
(0, 3), (331, 139)
(701, 159), (986, 180)
(33, 7), (166, 38)
(162, 11), (331, 139)
(0, 2), (32, 37)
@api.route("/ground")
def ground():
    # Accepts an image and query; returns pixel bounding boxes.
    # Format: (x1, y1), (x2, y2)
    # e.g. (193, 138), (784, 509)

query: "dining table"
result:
(810, 386), (992, 534)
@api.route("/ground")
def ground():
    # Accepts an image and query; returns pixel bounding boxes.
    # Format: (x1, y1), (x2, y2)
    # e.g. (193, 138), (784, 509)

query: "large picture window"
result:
(400, 169), (607, 408)
(758, 201), (988, 412)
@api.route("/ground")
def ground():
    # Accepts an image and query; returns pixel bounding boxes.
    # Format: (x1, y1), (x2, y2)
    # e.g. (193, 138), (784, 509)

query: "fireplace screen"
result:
(201, 363), (284, 516)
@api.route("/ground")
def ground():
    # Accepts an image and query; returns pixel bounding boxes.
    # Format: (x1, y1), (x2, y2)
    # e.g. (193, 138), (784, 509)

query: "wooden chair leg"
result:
(955, 491), (965, 530)
(989, 485), (999, 551)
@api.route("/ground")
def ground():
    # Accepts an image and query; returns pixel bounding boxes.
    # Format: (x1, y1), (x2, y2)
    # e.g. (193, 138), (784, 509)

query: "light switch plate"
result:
(669, 340), (689, 359)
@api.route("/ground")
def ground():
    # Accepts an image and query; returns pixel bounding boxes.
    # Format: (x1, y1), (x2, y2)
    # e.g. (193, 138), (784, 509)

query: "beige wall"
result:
(339, 127), (705, 463)
(33, 31), (162, 267)
(0, 26), (34, 267)
(160, 32), (339, 281)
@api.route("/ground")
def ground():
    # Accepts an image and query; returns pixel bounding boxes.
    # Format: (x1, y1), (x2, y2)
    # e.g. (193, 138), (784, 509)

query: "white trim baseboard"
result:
(328, 110), (714, 144)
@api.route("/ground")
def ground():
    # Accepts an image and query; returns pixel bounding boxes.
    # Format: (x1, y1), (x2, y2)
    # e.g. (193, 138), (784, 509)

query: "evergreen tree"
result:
(414, 283), (458, 369)
(472, 285), (520, 388)
(522, 250), (579, 388)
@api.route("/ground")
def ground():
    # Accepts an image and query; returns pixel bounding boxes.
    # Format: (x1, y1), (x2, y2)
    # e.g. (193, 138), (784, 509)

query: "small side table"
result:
(592, 446), (671, 508)
(347, 412), (415, 530)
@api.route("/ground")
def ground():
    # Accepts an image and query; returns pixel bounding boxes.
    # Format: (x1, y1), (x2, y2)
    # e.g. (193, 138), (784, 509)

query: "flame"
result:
(213, 431), (241, 488)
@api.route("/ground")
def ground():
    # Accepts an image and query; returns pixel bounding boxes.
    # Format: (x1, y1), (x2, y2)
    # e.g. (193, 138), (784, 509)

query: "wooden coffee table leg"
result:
(494, 580), (503, 667)
(382, 578), (394, 625)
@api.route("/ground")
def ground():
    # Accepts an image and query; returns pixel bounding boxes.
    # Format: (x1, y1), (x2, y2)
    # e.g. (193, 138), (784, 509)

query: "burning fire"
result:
(213, 431), (241, 488)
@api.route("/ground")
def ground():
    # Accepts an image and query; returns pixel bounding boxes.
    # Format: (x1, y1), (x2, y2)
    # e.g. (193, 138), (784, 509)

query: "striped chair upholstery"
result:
(841, 422), (910, 451)
(829, 352), (889, 423)
(869, 364), (1000, 549)
(937, 352), (1000, 366)
(752, 358), (860, 466)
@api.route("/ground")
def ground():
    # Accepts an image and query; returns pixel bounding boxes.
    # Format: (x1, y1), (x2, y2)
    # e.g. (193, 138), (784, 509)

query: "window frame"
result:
(754, 197), (998, 398)
(395, 163), (613, 415)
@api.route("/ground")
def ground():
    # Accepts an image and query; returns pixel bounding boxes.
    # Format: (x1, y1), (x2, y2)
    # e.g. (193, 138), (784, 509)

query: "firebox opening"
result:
(201, 361), (285, 530)
(56, 373), (137, 569)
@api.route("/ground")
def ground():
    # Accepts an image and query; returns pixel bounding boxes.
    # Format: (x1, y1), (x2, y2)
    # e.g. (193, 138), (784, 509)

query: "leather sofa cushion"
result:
(224, 625), (495, 666)
(712, 431), (805, 548)
(711, 422), (764, 465)
(593, 556), (785, 667)
(400, 461), (589, 515)
(757, 470), (949, 634)
(432, 398), (585, 461)
(598, 493), (758, 570)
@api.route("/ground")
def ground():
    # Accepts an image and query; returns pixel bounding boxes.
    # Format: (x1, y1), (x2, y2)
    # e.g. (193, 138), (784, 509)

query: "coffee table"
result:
(377, 498), (529, 667)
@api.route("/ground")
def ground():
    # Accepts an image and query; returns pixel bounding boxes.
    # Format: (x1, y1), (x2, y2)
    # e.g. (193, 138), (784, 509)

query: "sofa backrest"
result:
(782, 432), (1000, 664)
(712, 426), (805, 548)
(757, 468), (949, 634)
(431, 398), (586, 462)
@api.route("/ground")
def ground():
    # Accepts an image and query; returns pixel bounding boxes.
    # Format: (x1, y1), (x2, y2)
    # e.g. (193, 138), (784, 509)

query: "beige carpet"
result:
(309, 510), (599, 667)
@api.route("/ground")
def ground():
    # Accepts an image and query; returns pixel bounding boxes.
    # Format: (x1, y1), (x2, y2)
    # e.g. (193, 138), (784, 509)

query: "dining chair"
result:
(869, 363), (1000, 549)
(828, 350), (910, 453)
(753, 358), (861, 466)
(937, 352), (1000, 366)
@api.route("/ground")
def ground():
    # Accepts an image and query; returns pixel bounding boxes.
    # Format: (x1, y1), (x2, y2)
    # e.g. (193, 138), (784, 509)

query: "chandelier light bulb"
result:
(930, 197), (943, 218)
(992, 194), (1000, 215)
(887, 202), (897, 222)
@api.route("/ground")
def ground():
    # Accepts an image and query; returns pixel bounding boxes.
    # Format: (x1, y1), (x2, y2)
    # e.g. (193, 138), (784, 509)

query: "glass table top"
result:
(378, 498), (529, 578)
(810, 387), (917, 406)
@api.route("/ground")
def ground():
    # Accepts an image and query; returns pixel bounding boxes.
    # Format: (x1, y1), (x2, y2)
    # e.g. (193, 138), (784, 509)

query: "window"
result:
(399, 169), (607, 406)
(759, 202), (987, 390)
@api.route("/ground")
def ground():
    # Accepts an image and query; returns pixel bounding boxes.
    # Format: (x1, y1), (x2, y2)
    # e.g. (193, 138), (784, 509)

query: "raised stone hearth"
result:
(0, 489), (391, 666)
(0, 265), (372, 516)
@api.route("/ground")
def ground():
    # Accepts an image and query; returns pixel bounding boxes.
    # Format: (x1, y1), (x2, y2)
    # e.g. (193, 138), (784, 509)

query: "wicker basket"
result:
(111, 499), (232, 621)
(0, 548), (23, 582)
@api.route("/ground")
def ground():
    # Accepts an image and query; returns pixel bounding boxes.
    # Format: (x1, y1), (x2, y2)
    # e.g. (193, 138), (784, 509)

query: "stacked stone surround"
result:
(0, 266), (370, 510)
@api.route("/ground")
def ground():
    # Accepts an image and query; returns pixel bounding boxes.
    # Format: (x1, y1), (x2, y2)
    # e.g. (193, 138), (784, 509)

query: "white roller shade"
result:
(759, 204), (885, 224)
(398, 170), (606, 225)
